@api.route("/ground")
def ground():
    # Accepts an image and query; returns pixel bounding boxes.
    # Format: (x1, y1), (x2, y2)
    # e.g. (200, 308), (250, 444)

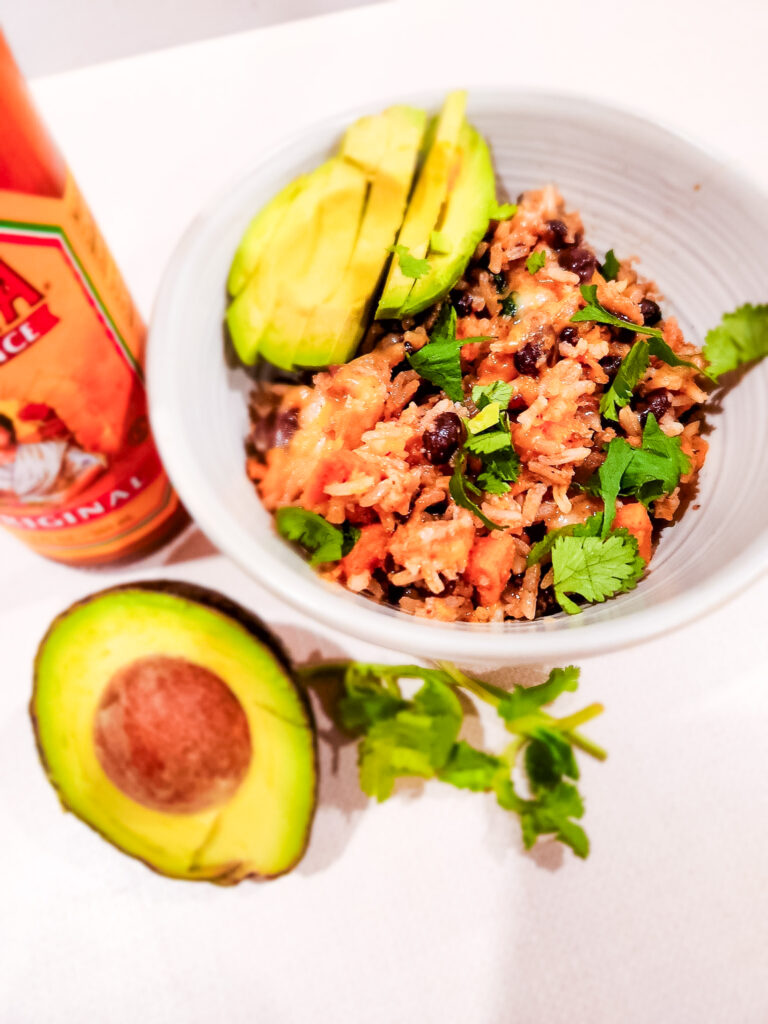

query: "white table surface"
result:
(2, 2), (768, 1021)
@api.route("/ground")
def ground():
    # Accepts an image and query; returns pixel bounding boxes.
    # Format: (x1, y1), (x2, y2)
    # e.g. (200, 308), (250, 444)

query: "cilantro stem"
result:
(435, 661), (509, 704)
(554, 704), (604, 732)
(568, 730), (608, 762)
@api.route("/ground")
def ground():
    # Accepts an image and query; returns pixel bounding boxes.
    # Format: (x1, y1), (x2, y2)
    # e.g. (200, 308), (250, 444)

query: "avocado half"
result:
(31, 581), (317, 884)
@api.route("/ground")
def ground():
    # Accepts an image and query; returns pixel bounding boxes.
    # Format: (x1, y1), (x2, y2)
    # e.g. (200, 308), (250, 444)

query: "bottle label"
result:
(0, 176), (181, 563)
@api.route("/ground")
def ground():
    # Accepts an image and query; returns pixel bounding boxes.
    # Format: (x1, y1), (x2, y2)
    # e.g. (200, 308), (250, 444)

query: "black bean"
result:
(249, 406), (299, 455)
(636, 389), (671, 426)
(514, 341), (542, 375)
(273, 408), (299, 448)
(422, 412), (463, 465)
(544, 219), (569, 250)
(639, 297), (662, 326)
(526, 521), (547, 544)
(451, 290), (473, 317)
(602, 356), (626, 380)
(558, 246), (597, 283)
(559, 325), (578, 344)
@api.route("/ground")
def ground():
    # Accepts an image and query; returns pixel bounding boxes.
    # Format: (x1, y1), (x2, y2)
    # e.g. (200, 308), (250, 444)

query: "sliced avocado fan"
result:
(31, 582), (317, 883)
(225, 90), (499, 370)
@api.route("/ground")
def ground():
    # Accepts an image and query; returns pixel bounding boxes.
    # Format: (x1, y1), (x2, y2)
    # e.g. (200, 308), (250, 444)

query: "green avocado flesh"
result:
(226, 175), (307, 300)
(375, 90), (468, 320)
(31, 583), (316, 883)
(398, 122), (494, 317)
(304, 105), (427, 366)
(225, 90), (500, 371)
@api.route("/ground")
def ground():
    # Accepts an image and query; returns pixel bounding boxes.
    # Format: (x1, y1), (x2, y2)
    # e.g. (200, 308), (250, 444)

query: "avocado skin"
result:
(30, 580), (318, 885)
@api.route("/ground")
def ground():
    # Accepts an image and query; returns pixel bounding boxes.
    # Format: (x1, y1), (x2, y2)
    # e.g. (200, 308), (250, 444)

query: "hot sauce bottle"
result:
(0, 31), (187, 565)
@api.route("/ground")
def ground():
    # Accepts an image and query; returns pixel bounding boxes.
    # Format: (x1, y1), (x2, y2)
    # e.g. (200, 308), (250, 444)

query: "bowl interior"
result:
(148, 91), (768, 662)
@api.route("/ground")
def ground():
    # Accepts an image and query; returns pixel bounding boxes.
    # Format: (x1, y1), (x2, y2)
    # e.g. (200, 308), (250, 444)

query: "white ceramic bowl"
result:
(148, 91), (768, 664)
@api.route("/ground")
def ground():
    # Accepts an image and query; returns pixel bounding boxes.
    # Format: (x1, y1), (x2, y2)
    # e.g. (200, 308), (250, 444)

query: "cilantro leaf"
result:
(460, 388), (521, 496)
(356, 676), (462, 802)
(489, 200), (518, 220)
(496, 665), (581, 722)
(276, 507), (360, 565)
(387, 243), (430, 279)
(619, 413), (691, 504)
(526, 250), (547, 274)
(464, 427), (511, 456)
(571, 284), (664, 339)
(526, 514), (603, 567)
(438, 741), (505, 790)
(515, 782), (589, 858)
(477, 449), (521, 494)
(492, 273), (507, 294)
(472, 380), (513, 410)
(406, 304), (464, 401)
(590, 413), (692, 533)
(525, 726), (580, 790)
(600, 340), (650, 420)
(703, 303), (768, 380)
(551, 530), (645, 614)
(601, 249), (620, 281)
(647, 335), (710, 378)
(500, 291), (518, 317)
(590, 438), (635, 534)
(449, 451), (503, 530)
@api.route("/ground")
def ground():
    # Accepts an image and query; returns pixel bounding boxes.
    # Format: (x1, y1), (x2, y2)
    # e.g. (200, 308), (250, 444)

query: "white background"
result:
(2, 0), (375, 74)
(1, 2), (768, 1021)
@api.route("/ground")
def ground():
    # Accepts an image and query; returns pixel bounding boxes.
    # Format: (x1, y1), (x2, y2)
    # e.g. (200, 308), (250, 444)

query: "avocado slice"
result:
(398, 122), (493, 316)
(300, 105), (426, 366)
(226, 159), (334, 367)
(279, 156), (369, 369)
(226, 175), (307, 299)
(375, 90), (467, 320)
(31, 582), (316, 883)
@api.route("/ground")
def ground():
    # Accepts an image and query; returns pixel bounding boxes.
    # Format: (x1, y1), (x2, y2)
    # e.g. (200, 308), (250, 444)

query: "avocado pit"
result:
(94, 655), (252, 814)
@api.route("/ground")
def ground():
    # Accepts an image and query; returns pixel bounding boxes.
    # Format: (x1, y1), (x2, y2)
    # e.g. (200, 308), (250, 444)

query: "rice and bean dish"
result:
(245, 188), (713, 622)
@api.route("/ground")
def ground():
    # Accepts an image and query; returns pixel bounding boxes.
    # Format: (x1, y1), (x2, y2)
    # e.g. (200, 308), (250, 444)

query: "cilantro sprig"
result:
(387, 243), (430, 280)
(300, 660), (606, 859)
(703, 303), (768, 380)
(275, 507), (360, 565)
(587, 413), (691, 533)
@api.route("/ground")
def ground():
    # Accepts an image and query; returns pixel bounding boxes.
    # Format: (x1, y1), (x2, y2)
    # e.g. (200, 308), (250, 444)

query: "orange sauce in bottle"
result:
(0, 32), (187, 565)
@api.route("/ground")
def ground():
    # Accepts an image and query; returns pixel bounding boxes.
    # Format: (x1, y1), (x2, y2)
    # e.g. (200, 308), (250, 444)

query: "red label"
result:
(0, 302), (59, 364)
(0, 447), (162, 530)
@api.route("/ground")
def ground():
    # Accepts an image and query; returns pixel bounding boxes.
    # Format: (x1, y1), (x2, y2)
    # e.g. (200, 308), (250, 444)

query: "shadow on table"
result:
(269, 621), (368, 876)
